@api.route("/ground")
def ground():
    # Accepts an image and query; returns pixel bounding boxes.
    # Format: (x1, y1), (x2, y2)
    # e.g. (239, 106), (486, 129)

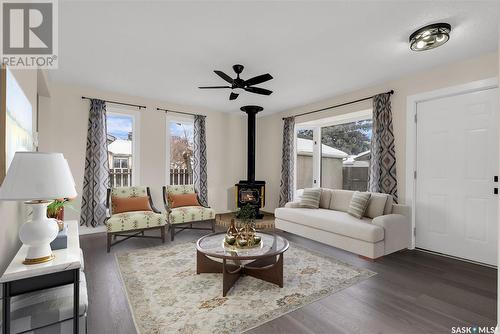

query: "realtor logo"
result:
(1, 0), (58, 68)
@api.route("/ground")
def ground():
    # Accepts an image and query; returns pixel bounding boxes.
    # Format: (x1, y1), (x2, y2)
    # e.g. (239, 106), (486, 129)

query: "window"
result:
(167, 119), (194, 185)
(296, 127), (315, 190)
(106, 112), (136, 187)
(321, 119), (372, 191)
(113, 157), (129, 169)
(295, 110), (372, 193)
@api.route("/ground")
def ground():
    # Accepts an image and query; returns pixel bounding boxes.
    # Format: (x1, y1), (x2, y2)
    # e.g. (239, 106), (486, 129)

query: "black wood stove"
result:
(235, 105), (265, 219)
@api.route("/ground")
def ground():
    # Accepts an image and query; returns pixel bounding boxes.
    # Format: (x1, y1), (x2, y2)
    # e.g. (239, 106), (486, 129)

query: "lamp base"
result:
(23, 254), (55, 265)
(20, 201), (59, 265)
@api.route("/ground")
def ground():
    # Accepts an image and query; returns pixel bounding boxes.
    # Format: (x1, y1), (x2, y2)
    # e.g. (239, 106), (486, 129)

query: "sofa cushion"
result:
(384, 195), (393, 215)
(169, 193), (200, 208)
(348, 192), (371, 218)
(329, 189), (355, 212)
(365, 193), (388, 219)
(275, 207), (384, 242)
(299, 188), (322, 208)
(106, 211), (166, 232)
(111, 196), (152, 214)
(169, 206), (215, 224)
(166, 184), (196, 196)
(111, 186), (147, 198)
(319, 188), (332, 209)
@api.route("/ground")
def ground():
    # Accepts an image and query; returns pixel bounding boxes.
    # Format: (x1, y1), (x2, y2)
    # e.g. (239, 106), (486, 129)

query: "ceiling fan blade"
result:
(244, 86), (273, 95)
(229, 92), (239, 100)
(198, 86), (231, 89)
(214, 70), (234, 84)
(244, 73), (273, 86)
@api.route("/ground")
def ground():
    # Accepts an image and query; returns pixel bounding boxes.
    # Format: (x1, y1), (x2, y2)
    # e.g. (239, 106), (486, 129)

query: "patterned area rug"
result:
(116, 241), (375, 334)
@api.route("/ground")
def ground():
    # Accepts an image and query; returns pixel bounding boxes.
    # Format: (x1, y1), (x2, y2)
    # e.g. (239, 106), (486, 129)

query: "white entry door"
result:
(416, 88), (498, 266)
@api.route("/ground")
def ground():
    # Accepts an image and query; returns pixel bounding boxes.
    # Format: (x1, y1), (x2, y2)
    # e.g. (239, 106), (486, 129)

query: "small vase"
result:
(55, 207), (64, 221)
(239, 223), (256, 245)
(226, 219), (238, 237)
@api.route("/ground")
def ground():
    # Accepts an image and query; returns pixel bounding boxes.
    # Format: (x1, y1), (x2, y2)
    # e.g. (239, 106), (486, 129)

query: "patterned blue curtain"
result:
(369, 93), (398, 203)
(193, 115), (208, 206)
(80, 99), (109, 227)
(279, 116), (295, 207)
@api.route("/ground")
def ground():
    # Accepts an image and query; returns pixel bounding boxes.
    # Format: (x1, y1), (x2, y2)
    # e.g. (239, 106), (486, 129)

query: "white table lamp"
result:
(0, 152), (77, 265)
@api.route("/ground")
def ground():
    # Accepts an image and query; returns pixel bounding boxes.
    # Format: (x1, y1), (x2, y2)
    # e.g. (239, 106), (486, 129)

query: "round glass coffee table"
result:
(196, 232), (289, 296)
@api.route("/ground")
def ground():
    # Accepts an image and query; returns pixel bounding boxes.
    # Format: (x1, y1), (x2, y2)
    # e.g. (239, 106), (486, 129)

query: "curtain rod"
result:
(156, 107), (205, 118)
(81, 96), (146, 109)
(282, 90), (394, 120)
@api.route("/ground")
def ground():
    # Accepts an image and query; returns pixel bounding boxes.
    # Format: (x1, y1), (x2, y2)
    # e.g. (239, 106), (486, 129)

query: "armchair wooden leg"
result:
(212, 219), (215, 232)
(171, 225), (175, 241)
(161, 225), (166, 243)
(107, 234), (112, 253)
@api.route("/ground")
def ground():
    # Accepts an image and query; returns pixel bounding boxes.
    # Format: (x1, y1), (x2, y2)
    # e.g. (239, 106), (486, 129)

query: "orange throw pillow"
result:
(168, 193), (200, 208)
(112, 196), (152, 214)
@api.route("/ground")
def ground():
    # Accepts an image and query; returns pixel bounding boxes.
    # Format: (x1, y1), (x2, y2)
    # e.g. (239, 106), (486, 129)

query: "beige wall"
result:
(0, 69), (38, 274)
(257, 52), (498, 212)
(38, 82), (247, 221)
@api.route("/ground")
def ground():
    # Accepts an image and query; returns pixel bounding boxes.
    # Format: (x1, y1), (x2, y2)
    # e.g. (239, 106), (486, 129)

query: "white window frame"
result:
(113, 157), (129, 169)
(165, 114), (195, 185)
(106, 106), (141, 186)
(295, 109), (372, 195)
(294, 125), (320, 199)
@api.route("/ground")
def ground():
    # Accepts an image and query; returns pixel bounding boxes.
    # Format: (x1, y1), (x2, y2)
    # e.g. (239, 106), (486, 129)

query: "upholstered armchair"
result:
(105, 186), (166, 252)
(162, 185), (215, 241)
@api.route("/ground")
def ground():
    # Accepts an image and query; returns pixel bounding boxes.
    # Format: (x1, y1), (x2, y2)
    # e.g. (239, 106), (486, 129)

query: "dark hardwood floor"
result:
(80, 224), (497, 334)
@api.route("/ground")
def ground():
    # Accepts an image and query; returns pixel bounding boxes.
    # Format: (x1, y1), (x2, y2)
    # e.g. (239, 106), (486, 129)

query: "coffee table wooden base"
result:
(197, 250), (284, 297)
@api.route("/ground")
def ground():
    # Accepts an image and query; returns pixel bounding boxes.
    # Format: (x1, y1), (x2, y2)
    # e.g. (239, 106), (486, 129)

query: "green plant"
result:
(235, 203), (256, 224)
(47, 200), (64, 218)
(47, 198), (76, 219)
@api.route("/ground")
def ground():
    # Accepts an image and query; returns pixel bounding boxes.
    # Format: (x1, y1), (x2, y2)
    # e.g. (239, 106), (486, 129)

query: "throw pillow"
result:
(347, 192), (371, 219)
(112, 196), (152, 214)
(319, 188), (333, 209)
(169, 193), (200, 208)
(299, 188), (322, 209)
(365, 193), (388, 219)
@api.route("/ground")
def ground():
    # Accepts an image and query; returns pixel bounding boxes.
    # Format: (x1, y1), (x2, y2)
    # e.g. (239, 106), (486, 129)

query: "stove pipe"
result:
(240, 105), (263, 182)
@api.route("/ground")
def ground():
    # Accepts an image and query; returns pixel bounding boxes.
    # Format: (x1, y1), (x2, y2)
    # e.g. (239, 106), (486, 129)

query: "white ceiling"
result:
(52, 1), (499, 115)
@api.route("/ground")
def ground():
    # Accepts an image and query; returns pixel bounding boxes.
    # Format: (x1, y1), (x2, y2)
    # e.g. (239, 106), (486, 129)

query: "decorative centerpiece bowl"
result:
(224, 232), (262, 249)
(224, 204), (261, 249)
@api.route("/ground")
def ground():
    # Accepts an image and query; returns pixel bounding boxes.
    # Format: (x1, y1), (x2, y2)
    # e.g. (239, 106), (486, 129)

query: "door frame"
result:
(405, 77), (498, 249)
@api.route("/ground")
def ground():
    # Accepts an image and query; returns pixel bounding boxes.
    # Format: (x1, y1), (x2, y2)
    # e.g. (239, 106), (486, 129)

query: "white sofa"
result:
(274, 189), (411, 259)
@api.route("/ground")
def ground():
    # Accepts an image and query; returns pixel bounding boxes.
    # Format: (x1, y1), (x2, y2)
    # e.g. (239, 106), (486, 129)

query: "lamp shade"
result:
(0, 152), (77, 201)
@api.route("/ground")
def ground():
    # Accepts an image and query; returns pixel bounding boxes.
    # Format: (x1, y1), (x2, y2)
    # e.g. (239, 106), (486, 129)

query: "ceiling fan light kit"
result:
(199, 64), (273, 100)
(409, 23), (451, 51)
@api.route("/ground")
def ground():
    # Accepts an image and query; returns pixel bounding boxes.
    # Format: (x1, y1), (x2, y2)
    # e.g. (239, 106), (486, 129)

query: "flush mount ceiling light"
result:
(409, 23), (451, 51)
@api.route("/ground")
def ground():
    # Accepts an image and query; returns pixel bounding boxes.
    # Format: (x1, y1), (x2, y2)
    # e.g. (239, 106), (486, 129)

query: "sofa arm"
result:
(372, 214), (411, 255)
(392, 204), (411, 217)
(285, 201), (301, 208)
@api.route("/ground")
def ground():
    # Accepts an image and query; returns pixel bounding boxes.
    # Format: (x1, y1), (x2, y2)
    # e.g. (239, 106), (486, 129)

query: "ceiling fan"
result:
(198, 64), (273, 100)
